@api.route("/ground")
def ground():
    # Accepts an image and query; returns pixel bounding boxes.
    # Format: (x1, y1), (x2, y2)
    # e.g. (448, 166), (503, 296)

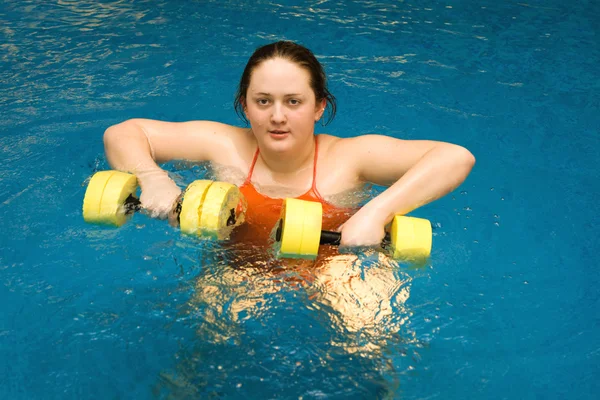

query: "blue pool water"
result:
(1, 0), (599, 399)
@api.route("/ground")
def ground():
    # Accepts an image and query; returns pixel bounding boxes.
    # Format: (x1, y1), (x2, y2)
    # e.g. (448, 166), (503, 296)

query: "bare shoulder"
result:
(181, 120), (256, 167)
(317, 133), (384, 165)
(314, 134), (364, 195)
(315, 133), (346, 156)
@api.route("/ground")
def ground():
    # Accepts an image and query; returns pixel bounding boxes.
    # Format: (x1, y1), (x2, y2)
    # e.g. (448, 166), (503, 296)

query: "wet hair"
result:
(234, 41), (337, 125)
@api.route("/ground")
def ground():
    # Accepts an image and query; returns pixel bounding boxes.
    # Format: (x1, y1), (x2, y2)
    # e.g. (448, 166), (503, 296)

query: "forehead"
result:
(248, 58), (312, 94)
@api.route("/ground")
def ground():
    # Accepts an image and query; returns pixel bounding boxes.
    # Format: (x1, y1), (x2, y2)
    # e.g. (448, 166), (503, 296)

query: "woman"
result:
(104, 41), (475, 248)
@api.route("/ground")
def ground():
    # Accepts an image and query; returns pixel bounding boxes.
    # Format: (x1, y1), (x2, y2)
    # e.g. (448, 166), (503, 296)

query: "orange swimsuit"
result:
(230, 136), (356, 245)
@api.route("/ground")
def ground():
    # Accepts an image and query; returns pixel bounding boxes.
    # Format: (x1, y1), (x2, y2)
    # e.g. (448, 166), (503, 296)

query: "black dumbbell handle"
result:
(319, 230), (341, 245)
(124, 194), (142, 214)
(275, 220), (392, 247)
(319, 230), (392, 248)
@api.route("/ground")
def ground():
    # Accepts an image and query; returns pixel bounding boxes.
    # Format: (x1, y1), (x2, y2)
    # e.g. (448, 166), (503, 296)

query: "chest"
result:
(209, 158), (365, 207)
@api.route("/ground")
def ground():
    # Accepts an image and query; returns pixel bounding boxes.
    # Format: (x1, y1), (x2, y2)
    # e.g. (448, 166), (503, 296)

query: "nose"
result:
(270, 103), (286, 124)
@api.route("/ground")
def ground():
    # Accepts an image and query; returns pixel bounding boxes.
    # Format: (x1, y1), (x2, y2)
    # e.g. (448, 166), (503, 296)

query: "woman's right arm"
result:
(103, 118), (238, 219)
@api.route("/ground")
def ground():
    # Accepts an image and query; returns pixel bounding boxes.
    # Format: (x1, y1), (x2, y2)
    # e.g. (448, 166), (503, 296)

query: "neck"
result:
(258, 136), (316, 176)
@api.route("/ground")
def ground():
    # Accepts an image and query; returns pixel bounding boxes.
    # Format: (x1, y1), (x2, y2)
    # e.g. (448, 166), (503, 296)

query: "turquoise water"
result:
(1, 0), (599, 399)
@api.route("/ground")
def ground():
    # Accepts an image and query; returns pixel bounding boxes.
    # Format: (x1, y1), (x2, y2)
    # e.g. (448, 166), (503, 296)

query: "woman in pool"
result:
(104, 40), (475, 248)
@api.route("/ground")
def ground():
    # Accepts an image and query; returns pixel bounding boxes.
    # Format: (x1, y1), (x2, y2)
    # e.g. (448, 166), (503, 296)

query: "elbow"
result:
(438, 143), (475, 178)
(103, 123), (125, 168)
(103, 119), (138, 146)
(103, 119), (146, 168)
(103, 124), (118, 148)
(103, 123), (122, 155)
(451, 144), (475, 179)
(460, 146), (476, 170)
(103, 120), (125, 148)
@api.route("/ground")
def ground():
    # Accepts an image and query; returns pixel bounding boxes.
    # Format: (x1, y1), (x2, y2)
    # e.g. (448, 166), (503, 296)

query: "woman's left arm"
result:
(339, 135), (476, 247)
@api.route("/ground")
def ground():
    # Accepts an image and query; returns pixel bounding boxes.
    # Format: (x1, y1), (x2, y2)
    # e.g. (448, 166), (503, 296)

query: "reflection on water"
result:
(154, 239), (423, 397)
(194, 246), (414, 353)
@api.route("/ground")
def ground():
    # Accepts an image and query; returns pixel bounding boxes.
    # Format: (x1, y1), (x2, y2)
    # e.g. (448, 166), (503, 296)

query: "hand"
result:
(339, 207), (388, 248)
(136, 170), (182, 220)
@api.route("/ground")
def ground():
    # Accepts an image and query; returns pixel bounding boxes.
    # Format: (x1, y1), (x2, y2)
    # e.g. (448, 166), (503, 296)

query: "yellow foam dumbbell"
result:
(274, 198), (432, 261)
(82, 170), (139, 227)
(82, 171), (245, 239)
(179, 180), (246, 239)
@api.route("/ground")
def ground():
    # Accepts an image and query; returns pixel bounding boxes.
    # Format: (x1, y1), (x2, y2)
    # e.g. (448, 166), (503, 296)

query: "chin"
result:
(267, 140), (295, 154)
(261, 134), (295, 151)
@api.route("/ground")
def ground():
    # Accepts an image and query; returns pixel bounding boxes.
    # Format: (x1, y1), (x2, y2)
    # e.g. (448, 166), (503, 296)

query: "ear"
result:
(240, 97), (249, 117)
(314, 99), (327, 122)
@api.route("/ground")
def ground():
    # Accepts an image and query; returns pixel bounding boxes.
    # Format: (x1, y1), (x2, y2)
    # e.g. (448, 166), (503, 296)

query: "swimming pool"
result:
(1, 0), (598, 398)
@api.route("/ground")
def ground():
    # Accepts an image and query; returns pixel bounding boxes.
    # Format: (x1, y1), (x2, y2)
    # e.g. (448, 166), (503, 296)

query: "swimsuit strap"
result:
(310, 135), (323, 198)
(244, 136), (321, 197)
(244, 146), (261, 185)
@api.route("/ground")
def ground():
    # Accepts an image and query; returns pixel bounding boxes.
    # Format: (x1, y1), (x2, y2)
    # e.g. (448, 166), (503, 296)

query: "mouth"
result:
(269, 130), (289, 136)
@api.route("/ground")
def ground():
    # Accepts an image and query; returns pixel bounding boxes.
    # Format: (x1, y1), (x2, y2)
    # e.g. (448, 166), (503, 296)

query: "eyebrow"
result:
(253, 92), (304, 97)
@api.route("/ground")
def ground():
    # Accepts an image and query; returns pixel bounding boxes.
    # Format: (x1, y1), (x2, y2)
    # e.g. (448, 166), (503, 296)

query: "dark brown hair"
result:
(234, 41), (337, 125)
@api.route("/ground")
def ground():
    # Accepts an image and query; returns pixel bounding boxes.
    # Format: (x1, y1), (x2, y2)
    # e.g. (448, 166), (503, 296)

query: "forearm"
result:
(361, 144), (475, 224)
(104, 119), (178, 199)
(103, 120), (181, 218)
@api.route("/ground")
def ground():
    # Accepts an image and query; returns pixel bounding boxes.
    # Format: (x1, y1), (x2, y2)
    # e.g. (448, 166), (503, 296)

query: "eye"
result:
(256, 98), (270, 106)
(288, 99), (301, 105)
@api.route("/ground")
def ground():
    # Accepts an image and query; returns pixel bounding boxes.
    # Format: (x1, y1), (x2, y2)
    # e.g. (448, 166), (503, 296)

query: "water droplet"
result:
(464, 206), (472, 211)
(473, 240), (479, 243)
(494, 214), (499, 219)
(494, 222), (500, 226)
(490, 187), (495, 191)
(460, 191), (468, 195)
(501, 197), (505, 201)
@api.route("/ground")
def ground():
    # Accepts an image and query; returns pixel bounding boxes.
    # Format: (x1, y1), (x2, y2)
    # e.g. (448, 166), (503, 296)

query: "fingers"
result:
(138, 174), (182, 220)
(338, 224), (385, 248)
(139, 192), (181, 220)
(167, 193), (184, 227)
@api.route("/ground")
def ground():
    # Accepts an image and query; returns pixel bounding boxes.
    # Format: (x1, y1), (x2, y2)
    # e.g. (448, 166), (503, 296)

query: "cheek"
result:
(246, 109), (267, 127)
(245, 106), (261, 120)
